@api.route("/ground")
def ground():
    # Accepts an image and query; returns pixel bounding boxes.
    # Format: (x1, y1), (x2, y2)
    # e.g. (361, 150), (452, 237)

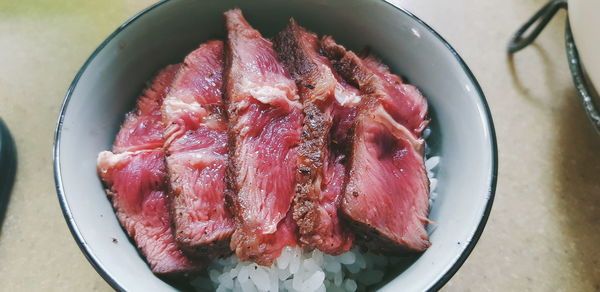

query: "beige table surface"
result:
(1, 0), (599, 291)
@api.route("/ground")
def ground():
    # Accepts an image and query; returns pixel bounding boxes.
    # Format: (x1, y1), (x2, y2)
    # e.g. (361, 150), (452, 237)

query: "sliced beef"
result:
(113, 65), (180, 153)
(224, 9), (301, 265)
(97, 150), (201, 276)
(273, 19), (357, 255)
(162, 40), (235, 259)
(97, 66), (201, 276)
(321, 37), (431, 253)
(321, 37), (428, 135)
(361, 56), (428, 135)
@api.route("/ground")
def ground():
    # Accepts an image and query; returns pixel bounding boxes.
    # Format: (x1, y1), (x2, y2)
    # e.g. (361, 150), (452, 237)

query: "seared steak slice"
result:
(113, 65), (180, 153)
(97, 150), (201, 276)
(361, 56), (428, 135)
(320, 37), (428, 135)
(162, 41), (235, 259)
(321, 37), (431, 253)
(97, 66), (201, 276)
(273, 19), (357, 255)
(224, 9), (301, 265)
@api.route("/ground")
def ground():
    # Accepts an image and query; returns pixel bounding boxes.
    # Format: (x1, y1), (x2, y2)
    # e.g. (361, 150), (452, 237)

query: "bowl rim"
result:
(53, 1), (498, 291)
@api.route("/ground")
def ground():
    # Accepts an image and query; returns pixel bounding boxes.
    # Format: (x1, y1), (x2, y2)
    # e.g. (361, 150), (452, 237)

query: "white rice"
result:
(193, 127), (439, 292)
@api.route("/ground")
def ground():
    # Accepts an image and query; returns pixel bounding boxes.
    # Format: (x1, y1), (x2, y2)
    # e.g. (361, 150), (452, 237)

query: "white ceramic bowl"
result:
(54, 0), (497, 291)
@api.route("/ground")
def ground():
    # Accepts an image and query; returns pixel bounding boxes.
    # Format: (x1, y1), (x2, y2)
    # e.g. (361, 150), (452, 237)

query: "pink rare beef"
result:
(97, 65), (201, 276)
(223, 9), (302, 266)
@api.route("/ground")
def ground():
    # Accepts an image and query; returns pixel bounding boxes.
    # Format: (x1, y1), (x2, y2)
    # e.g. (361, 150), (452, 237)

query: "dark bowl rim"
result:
(52, 1), (498, 291)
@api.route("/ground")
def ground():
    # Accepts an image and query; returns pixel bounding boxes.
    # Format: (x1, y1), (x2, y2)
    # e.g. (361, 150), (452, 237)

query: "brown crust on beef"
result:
(274, 19), (338, 250)
(222, 26), (242, 229)
(340, 210), (427, 254)
(292, 102), (331, 244)
(175, 235), (233, 260)
(273, 19), (320, 98)
(320, 36), (380, 110)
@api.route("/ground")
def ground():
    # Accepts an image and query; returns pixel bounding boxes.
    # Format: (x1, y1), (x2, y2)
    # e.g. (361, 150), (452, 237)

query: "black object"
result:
(565, 22), (600, 130)
(0, 118), (16, 230)
(508, 0), (600, 132)
(507, 0), (567, 54)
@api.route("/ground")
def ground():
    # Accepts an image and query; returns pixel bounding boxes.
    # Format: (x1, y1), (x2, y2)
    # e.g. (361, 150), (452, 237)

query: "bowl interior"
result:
(55, 0), (496, 291)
